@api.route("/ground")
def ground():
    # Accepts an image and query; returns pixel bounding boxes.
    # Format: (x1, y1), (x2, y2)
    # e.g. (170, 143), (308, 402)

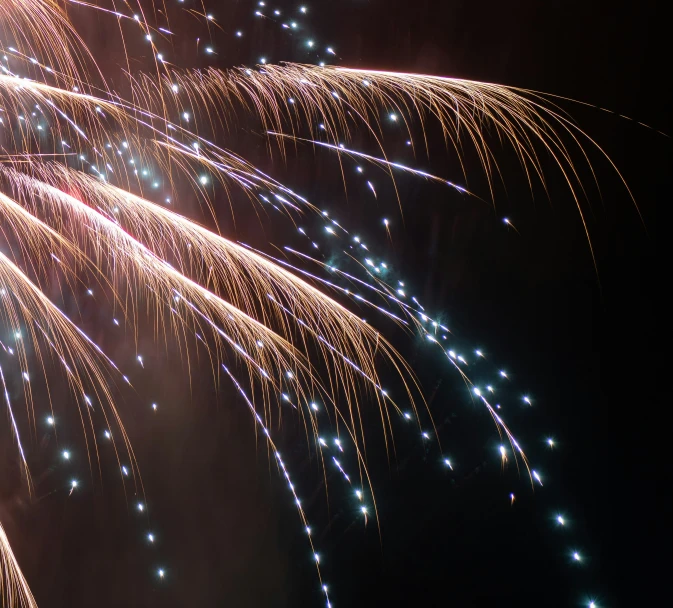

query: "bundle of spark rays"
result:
(0, 0), (95, 86)
(0, 158), (423, 440)
(0, 236), (142, 470)
(152, 63), (609, 200)
(0, 69), (343, 223)
(0, 522), (36, 608)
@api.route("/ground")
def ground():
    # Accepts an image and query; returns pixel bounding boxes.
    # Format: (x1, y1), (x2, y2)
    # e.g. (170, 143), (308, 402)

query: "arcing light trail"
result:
(265, 130), (476, 198)
(0, 1), (624, 606)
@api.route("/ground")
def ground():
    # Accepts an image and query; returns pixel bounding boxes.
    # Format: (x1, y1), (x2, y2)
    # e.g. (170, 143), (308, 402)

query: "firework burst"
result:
(0, 1), (632, 605)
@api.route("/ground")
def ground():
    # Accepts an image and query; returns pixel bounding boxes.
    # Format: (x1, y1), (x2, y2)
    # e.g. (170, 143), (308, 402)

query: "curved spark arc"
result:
(0, 364), (31, 490)
(0, 522), (37, 608)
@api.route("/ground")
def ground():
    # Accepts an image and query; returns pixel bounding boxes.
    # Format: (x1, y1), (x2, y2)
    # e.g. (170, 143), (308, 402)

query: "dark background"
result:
(1, 1), (669, 607)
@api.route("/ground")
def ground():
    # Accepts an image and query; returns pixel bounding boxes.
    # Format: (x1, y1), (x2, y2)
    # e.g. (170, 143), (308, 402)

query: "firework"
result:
(0, 1), (622, 606)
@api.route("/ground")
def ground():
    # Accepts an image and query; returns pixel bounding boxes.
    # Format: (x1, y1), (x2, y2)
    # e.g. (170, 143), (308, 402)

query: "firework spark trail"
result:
(0, 246), (142, 485)
(0, 522), (37, 608)
(2, 166), (307, 375)
(0, 0), (97, 85)
(281, 177), (570, 496)
(242, 244), (410, 325)
(267, 177), (540, 542)
(267, 253), (537, 484)
(265, 131), (476, 196)
(281, 194), (542, 455)
(0, 364), (30, 488)
(238, 175), (543, 489)
(220, 363), (333, 608)
(166, 63), (590, 198)
(44, 165), (410, 371)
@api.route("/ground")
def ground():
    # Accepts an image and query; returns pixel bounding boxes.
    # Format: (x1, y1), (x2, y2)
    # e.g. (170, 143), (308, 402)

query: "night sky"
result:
(0, 1), (669, 607)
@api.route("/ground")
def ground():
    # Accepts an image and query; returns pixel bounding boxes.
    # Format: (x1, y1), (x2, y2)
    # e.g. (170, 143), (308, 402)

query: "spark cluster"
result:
(0, 1), (617, 607)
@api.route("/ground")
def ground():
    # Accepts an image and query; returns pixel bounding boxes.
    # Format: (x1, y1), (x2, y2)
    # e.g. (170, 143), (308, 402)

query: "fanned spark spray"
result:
(0, 1), (638, 606)
(0, 522), (36, 608)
